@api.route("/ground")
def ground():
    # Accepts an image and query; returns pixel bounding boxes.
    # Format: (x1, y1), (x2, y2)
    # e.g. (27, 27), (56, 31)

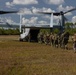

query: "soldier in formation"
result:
(72, 33), (76, 52)
(37, 31), (44, 43)
(37, 31), (76, 53)
(38, 31), (70, 49)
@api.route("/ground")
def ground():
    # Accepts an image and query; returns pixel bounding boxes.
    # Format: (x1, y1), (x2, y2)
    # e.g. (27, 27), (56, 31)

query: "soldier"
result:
(54, 34), (59, 48)
(49, 33), (53, 46)
(63, 31), (70, 49)
(51, 33), (55, 46)
(43, 32), (47, 44)
(45, 32), (50, 45)
(72, 33), (76, 52)
(37, 32), (43, 43)
(37, 32), (41, 43)
(59, 32), (64, 48)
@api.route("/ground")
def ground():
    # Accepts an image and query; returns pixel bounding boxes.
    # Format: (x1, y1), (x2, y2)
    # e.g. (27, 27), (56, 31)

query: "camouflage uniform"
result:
(37, 32), (44, 43)
(49, 33), (53, 45)
(62, 32), (69, 49)
(43, 33), (47, 44)
(45, 32), (50, 45)
(51, 33), (55, 46)
(59, 33), (64, 48)
(72, 33), (76, 52)
(37, 33), (41, 43)
(54, 34), (59, 48)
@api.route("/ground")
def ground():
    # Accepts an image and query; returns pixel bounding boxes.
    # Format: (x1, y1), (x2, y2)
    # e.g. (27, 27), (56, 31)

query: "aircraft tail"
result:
(20, 28), (30, 40)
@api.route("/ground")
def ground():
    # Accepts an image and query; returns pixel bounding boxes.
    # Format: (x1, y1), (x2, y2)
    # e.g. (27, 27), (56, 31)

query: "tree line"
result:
(40, 22), (76, 35)
(0, 28), (20, 35)
(0, 22), (76, 35)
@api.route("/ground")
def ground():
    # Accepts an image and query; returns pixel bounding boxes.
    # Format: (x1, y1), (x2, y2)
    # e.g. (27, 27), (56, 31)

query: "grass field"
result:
(0, 35), (76, 75)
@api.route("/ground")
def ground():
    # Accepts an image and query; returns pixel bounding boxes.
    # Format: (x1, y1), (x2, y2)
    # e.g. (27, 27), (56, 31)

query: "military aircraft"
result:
(0, 8), (76, 42)
(0, 10), (59, 42)
(20, 7), (76, 42)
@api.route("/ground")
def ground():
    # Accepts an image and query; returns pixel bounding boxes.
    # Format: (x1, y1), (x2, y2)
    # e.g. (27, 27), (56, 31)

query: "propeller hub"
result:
(60, 11), (64, 15)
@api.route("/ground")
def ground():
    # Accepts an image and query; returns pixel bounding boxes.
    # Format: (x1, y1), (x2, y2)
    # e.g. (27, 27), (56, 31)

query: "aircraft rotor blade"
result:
(64, 7), (76, 14)
(36, 11), (60, 16)
(0, 11), (18, 14)
(36, 11), (52, 15)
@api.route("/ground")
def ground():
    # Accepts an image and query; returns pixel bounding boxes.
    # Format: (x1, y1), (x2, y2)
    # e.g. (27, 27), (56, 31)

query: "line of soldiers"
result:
(37, 31), (70, 49)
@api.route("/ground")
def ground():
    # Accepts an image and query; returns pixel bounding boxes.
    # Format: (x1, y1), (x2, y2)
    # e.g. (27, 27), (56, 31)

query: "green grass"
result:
(0, 35), (76, 75)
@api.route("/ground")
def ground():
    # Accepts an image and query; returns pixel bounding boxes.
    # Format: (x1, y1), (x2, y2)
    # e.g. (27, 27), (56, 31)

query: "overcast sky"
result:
(0, 0), (76, 24)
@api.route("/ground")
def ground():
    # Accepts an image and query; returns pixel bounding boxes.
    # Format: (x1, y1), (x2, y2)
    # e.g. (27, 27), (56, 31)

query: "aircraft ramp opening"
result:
(30, 29), (40, 42)
(20, 28), (40, 42)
